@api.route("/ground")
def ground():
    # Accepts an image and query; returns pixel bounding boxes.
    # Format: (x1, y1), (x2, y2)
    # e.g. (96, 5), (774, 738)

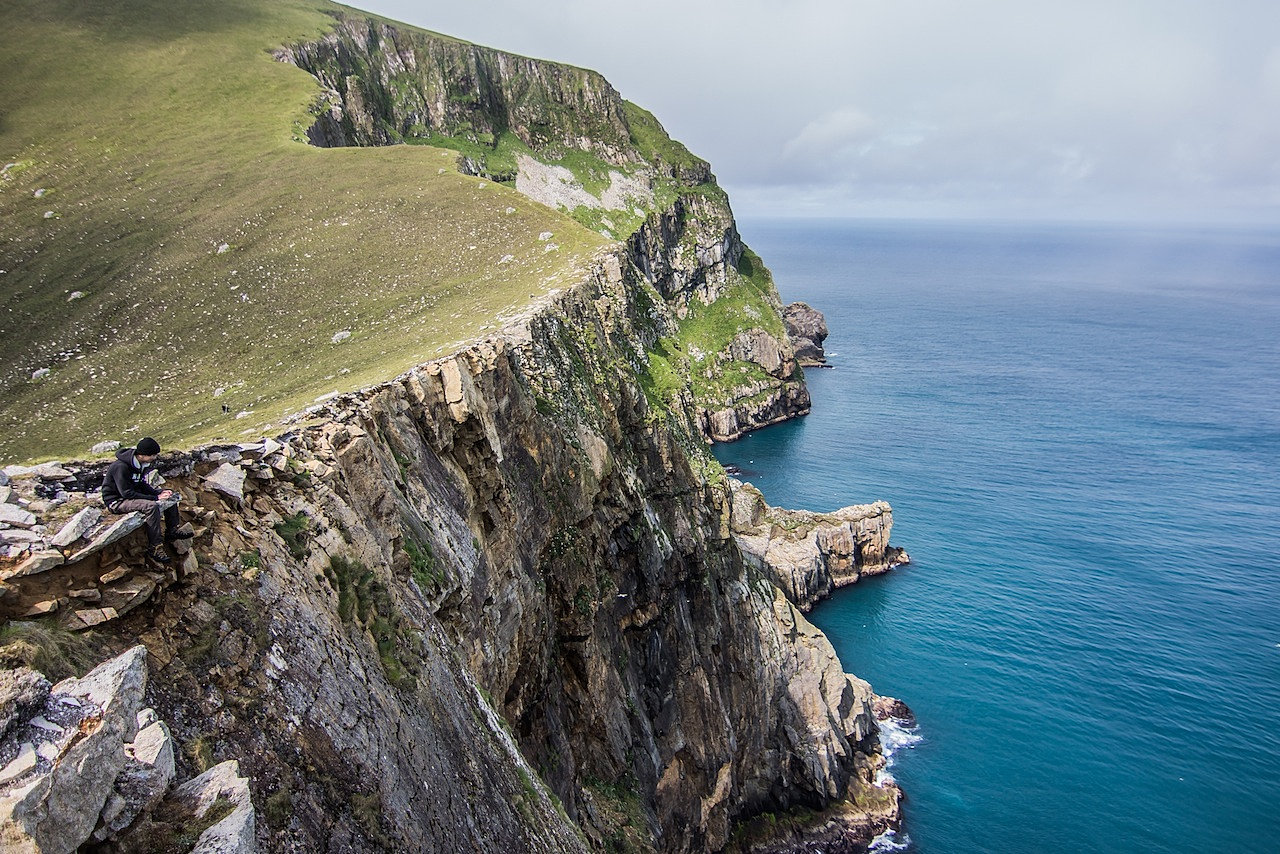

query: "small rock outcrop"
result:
(0, 467), (196, 629)
(730, 480), (909, 611)
(0, 646), (254, 854)
(783, 302), (829, 366)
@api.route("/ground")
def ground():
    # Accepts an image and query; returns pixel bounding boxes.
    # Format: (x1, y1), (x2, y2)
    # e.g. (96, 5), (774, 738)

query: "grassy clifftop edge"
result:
(0, 0), (608, 462)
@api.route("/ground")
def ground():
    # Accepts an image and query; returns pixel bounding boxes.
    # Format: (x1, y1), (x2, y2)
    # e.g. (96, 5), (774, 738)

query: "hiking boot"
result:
(147, 546), (172, 564)
(165, 529), (194, 541)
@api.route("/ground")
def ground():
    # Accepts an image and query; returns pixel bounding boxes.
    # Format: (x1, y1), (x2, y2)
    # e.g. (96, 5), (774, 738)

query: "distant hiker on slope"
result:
(101, 437), (191, 564)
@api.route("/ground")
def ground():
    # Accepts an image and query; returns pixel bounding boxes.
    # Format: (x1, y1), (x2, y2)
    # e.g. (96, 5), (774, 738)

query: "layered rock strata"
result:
(0, 241), (904, 851)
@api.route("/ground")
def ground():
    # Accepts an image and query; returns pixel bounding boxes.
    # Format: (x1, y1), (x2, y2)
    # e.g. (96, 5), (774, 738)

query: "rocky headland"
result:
(0, 3), (909, 852)
(782, 303), (830, 367)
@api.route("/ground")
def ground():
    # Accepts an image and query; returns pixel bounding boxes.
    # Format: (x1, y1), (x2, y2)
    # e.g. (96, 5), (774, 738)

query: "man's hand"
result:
(158, 489), (174, 500)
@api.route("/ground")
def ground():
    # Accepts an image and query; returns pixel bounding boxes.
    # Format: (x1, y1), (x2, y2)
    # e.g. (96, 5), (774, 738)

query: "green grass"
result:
(273, 511), (311, 561)
(641, 247), (788, 410)
(404, 536), (441, 590)
(0, 620), (99, 681)
(623, 101), (708, 178)
(0, 0), (608, 462)
(326, 554), (419, 689)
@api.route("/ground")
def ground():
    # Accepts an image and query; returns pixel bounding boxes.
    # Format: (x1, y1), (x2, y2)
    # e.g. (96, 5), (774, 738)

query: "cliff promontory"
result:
(0, 2), (908, 851)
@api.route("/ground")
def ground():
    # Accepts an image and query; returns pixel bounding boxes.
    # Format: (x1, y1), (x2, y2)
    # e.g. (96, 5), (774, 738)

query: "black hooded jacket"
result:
(101, 448), (160, 509)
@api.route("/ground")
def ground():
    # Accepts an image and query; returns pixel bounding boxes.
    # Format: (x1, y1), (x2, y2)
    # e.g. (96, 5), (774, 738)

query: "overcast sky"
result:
(357, 1), (1280, 224)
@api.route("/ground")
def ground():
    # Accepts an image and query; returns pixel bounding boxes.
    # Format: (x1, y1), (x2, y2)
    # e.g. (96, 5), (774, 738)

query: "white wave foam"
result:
(868, 828), (912, 852)
(875, 714), (922, 786)
(879, 716), (923, 761)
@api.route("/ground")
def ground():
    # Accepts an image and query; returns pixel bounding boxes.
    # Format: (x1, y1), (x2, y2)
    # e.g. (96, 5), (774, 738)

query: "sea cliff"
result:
(0, 6), (907, 851)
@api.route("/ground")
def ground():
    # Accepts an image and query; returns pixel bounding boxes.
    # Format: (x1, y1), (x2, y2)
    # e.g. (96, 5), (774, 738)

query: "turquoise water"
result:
(715, 219), (1280, 853)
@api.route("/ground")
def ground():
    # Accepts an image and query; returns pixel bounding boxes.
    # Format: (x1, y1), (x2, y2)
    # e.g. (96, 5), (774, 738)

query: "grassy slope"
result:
(0, 0), (608, 462)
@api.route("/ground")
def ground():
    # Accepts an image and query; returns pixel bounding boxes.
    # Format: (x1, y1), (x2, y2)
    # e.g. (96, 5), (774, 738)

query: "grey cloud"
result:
(360, 0), (1280, 223)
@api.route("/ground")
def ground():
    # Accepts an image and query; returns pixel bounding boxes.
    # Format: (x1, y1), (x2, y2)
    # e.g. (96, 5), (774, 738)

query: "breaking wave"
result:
(875, 714), (922, 786)
(868, 828), (912, 852)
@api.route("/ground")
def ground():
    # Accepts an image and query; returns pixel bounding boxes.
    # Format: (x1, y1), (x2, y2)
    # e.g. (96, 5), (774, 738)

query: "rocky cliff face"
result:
(2, 243), (903, 851)
(280, 17), (637, 167)
(0, 9), (908, 852)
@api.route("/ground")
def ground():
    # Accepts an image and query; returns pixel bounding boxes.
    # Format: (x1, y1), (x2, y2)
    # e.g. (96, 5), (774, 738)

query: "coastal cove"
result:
(716, 218), (1280, 853)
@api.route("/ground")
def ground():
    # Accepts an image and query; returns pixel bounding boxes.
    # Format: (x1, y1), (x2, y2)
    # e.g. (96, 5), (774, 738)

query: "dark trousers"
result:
(110, 498), (180, 546)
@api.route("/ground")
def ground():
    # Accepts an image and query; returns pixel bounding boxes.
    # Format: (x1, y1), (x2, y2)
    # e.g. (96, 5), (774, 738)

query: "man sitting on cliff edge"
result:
(101, 437), (191, 564)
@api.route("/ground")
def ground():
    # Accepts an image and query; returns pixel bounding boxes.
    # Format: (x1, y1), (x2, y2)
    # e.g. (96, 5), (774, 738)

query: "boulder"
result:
(66, 513), (145, 563)
(204, 464), (246, 504)
(90, 441), (122, 455)
(50, 507), (102, 549)
(174, 760), (256, 854)
(0, 486), (13, 504)
(92, 716), (175, 841)
(0, 670), (51, 741)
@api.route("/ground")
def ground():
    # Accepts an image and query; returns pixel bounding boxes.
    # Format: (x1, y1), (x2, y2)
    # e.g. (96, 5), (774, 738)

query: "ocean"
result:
(714, 218), (1280, 853)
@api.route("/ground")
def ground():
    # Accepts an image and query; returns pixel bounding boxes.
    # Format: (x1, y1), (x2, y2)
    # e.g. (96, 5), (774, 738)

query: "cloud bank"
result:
(360, 0), (1280, 223)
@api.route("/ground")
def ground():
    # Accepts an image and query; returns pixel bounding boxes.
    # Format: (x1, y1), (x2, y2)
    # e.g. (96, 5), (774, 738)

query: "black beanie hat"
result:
(137, 437), (161, 456)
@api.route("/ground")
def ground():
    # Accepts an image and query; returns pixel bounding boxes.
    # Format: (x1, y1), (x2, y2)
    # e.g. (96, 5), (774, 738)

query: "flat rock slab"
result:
(3, 464), (74, 481)
(66, 513), (145, 563)
(51, 507), (102, 548)
(21, 600), (58, 617)
(1, 551), (65, 581)
(0, 530), (45, 545)
(68, 608), (119, 631)
(0, 504), (36, 529)
(99, 567), (130, 585)
(0, 742), (37, 785)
